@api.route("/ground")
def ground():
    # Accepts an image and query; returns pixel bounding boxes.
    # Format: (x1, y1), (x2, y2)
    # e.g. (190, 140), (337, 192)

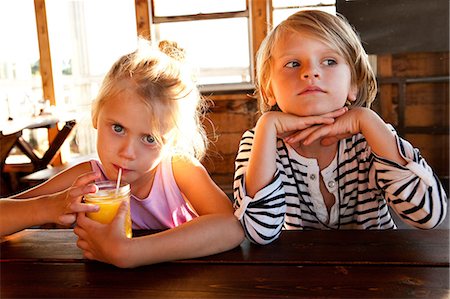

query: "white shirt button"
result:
(328, 180), (336, 188)
(310, 174), (316, 180)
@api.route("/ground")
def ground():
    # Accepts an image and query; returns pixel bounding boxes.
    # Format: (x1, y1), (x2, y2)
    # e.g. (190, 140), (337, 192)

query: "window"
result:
(45, 0), (138, 156)
(0, 1), (50, 162)
(4, 1), (338, 161)
(272, 0), (336, 27)
(150, 0), (252, 91)
(0, 1), (41, 121)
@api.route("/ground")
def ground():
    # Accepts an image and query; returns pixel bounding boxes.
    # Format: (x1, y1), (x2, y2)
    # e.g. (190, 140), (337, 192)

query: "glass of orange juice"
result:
(84, 181), (132, 238)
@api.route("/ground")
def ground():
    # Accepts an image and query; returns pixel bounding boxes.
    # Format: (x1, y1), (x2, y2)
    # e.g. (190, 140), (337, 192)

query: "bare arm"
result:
(0, 171), (100, 237)
(75, 157), (245, 268)
(358, 109), (406, 165)
(245, 113), (279, 197)
(12, 162), (93, 198)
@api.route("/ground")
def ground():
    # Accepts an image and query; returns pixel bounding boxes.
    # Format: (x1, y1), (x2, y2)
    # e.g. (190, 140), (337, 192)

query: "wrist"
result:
(42, 194), (61, 224)
(110, 237), (135, 268)
(255, 112), (278, 136)
(26, 195), (55, 226)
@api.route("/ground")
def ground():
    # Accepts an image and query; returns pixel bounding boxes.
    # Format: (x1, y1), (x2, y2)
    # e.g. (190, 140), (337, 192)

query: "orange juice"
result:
(84, 181), (132, 238)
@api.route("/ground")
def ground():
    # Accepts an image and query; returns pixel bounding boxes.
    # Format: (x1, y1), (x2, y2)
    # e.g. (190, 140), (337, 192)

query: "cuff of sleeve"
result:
(234, 170), (282, 220)
(234, 195), (252, 220)
(406, 161), (432, 186)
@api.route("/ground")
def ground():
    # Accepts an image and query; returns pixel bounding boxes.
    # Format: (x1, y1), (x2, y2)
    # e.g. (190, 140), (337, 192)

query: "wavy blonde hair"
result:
(256, 10), (377, 113)
(92, 38), (207, 160)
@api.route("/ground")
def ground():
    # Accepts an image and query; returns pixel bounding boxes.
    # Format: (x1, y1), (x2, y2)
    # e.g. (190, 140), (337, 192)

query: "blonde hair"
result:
(92, 38), (207, 160)
(256, 10), (377, 113)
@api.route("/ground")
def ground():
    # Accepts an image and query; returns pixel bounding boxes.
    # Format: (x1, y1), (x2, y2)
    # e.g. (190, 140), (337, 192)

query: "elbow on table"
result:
(227, 214), (246, 247)
(243, 226), (281, 245)
(403, 214), (448, 230)
(421, 217), (448, 230)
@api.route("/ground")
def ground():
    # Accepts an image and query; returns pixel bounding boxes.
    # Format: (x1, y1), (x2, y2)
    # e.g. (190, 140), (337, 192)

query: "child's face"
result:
(268, 30), (356, 116)
(95, 89), (164, 193)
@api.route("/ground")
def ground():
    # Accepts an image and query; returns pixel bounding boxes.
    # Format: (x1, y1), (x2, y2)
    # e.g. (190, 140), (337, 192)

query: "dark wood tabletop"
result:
(1, 229), (449, 298)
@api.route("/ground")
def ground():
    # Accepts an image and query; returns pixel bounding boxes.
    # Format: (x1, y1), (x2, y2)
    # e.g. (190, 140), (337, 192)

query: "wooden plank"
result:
(405, 134), (449, 177)
(134, 0), (150, 39)
(377, 54), (397, 125)
(391, 52), (449, 77)
(250, 0), (269, 82)
(1, 262), (448, 298)
(33, 0), (62, 165)
(152, 11), (249, 23)
(2, 230), (448, 266)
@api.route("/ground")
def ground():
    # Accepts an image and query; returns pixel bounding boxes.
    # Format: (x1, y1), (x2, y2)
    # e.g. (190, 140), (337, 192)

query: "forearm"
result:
(125, 214), (244, 268)
(235, 170), (286, 244)
(360, 109), (407, 166)
(369, 131), (448, 229)
(246, 114), (279, 197)
(0, 197), (55, 236)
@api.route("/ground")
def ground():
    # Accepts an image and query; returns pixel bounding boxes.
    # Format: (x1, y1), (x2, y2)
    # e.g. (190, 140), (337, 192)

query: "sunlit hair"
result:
(92, 38), (207, 160)
(256, 10), (377, 113)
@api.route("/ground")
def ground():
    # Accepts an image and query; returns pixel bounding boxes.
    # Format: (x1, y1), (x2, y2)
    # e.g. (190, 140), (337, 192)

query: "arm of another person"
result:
(74, 157), (245, 268)
(12, 162), (93, 199)
(0, 169), (100, 237)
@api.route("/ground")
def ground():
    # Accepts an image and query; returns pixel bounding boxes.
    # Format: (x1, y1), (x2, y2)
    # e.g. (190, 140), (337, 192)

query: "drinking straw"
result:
(116, 168), (122, 194)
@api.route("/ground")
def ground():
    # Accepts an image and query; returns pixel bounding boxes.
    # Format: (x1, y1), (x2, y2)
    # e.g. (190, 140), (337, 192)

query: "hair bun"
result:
(158, 40), (186, 61)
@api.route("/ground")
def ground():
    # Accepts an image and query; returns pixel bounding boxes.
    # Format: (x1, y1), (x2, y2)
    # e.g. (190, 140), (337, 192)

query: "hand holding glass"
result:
(84, 181), (132, 238)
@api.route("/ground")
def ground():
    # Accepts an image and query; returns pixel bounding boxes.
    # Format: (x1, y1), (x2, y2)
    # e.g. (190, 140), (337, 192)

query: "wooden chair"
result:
(0, 131), (25, 196)
(0, 131), (24, 171)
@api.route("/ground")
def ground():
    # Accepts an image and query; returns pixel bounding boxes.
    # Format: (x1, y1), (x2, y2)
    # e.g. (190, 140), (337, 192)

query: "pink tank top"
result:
(90, 157), (198, 230)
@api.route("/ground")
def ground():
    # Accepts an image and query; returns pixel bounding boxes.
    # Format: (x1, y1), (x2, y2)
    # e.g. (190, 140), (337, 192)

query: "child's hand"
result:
(263, 107), (348, 139)
(74, 201), (132, 268)
(54, 172), (100, 226)
(284, 107), (365, 146)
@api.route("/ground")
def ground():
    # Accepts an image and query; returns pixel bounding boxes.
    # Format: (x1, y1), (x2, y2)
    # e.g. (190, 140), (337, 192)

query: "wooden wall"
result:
(203, 93), (258, 196)
(377, 52), (449, 179)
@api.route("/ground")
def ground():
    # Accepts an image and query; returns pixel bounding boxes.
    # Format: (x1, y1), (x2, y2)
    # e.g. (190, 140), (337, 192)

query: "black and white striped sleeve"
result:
(371, 129), (448, 229)
(233, 130), (286, 244)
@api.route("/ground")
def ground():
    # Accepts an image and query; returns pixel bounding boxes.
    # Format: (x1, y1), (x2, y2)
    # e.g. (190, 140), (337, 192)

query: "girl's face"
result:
(268, 30), (356, 116)
(95, 89), (164, 196)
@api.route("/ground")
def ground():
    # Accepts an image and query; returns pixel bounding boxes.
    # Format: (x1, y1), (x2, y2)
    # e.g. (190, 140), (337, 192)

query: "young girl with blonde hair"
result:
(10, 38), (244, 267)
(233, 10), (447, 244)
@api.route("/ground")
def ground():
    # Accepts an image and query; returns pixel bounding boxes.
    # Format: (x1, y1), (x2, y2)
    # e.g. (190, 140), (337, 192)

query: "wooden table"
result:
(1, 229), (449, 298)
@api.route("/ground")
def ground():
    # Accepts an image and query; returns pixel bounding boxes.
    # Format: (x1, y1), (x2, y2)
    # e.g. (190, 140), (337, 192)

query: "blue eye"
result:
(285, 61), (300, 68)
(323, 59), (337, 66)
(143, 135), (156, 145)
(112, 124), (124, 134)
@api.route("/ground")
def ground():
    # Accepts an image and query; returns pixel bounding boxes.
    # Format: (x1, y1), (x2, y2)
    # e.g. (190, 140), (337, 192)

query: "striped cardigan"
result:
(233, 128), (448, 244)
